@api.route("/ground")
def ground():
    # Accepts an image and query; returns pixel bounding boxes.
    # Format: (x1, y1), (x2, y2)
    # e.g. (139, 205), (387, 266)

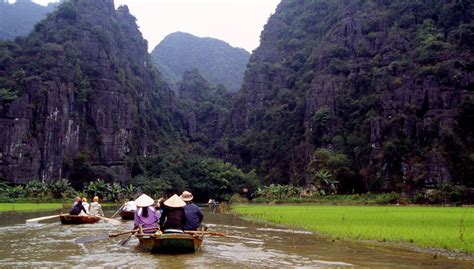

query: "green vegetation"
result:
(226, 0), (474, 195)
(0, 203), (62, 212)
(233, 205), (474, 253)
(251, 184), (474, 205)
(151, 32), (250, 92)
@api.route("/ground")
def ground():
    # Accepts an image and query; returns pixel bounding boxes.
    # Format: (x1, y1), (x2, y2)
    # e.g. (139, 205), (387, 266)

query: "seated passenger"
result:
(89, 196), (104, 216)
(82, 197), (90, 214)
(134, 194), (159, 233)
(70, 199), (87, 216)
(181, 191), (203, 231)
(159, 194), (186, 233)
(123, 197), (137, 212)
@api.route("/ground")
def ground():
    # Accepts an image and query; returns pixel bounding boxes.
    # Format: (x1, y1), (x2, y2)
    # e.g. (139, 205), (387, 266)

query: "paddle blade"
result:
(26, 214), (61, 223)
(75, 234), (109, 244)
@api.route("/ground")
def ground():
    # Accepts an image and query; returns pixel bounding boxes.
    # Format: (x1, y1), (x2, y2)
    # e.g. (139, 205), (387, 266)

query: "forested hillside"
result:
(0, 0), (182, 185)
(151, 32), (250, 92)
(0, 0), (59, 40)
(0, 0), (257, 201)
(224, 0), (474, 193)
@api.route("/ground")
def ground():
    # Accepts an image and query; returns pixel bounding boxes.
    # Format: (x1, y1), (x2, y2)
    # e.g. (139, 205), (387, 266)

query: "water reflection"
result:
(0, 208), (472, 268)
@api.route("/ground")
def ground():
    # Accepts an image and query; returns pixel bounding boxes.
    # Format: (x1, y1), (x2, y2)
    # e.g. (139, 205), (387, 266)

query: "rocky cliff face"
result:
(227, 0), (474, 190)
(179, 69), (233, 148)
(0, 0), (179, 185)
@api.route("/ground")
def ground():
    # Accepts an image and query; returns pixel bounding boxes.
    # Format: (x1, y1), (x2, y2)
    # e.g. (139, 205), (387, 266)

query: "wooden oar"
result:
(109, 227), (158, 237)
(185, 231), (225, 236)
(110, 204), (124, 219)
(118, 232), (135, 246)
(76, 227), (226, 244)
(109, 228), (226, 237)
(97, 215), (121, 224)
(25, 214), (61, 224)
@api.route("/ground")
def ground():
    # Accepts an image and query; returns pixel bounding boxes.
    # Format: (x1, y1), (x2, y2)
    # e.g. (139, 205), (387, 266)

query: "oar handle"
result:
(109, 228), (225, 237)
(109, 227), (159, 237)
(184, 231), (226, 236)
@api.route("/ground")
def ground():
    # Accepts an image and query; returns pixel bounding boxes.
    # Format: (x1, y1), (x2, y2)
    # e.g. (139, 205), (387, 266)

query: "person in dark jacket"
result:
(70, 200), (87, 215)
(181, 191), (203, 231)
(159, 194), (186, 232)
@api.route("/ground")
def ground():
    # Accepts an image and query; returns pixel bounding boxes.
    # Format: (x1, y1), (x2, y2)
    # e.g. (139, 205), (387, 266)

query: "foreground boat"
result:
(59, 214), (101, 225)
(119, 210), (135, 220)
(136, 232), (203, 253)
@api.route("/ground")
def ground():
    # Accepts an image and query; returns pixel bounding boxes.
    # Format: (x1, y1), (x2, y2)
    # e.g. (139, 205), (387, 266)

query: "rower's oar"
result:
(185, 231), (226, 236)
(97, 216), (121, 224)
(110, 204), (124, 219)
(118, 232), (135, 246)
(26, 214), (61, 224)
(109, 227), (158, 237)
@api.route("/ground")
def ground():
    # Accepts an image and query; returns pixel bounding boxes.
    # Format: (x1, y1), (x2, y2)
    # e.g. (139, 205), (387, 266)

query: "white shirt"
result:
(124, 201), (137, 211)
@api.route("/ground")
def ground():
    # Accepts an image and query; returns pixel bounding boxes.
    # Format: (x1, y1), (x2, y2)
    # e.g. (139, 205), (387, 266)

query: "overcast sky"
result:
(26, 0), (281, 52)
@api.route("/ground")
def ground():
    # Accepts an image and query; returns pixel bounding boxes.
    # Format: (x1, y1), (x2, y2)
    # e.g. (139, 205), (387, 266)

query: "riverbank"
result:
(232, 204), (474, 255)
(0, 203), (64, 212)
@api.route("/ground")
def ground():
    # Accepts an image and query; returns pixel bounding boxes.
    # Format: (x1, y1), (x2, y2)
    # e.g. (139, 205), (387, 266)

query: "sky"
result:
(25, 0), (281, 52)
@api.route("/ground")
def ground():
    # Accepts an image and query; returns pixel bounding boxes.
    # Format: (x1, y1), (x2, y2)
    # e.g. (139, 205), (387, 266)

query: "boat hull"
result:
(137, 233), (203, 254)
(60, 214), (101, 225)
(120, 210), (135, 220)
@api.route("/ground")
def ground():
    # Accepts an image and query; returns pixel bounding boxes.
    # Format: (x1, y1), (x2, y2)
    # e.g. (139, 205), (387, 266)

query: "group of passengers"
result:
(69, 196), (104, 216)
(134, 191), (203, 233)
(70, 190), (203, 233)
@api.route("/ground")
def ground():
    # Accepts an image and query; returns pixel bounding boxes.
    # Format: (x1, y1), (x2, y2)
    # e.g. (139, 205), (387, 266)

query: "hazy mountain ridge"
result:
(0, 0), (60, 40)
(151, 32), (250, 92)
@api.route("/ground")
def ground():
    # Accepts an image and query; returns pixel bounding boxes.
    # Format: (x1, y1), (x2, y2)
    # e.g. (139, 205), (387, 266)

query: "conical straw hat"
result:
(164, 194), (186, 208)
(135, 194), (154, 207)
(180, 191), (193, 202)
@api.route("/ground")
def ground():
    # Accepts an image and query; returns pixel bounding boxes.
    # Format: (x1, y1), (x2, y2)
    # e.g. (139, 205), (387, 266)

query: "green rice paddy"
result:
(0, 203), (63, 212)
(233, 205), (474, 253)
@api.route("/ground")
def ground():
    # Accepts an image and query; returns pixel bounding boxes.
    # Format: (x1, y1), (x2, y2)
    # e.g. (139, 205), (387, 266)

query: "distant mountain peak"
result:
(151, 32), (250, 92)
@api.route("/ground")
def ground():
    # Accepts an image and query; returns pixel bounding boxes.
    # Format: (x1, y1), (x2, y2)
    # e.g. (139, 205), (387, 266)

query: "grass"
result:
(233, 204), (474, 254)
(0, 203), (64, 212)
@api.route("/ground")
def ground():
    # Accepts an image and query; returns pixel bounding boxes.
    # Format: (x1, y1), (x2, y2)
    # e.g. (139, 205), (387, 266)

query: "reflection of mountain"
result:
(0, 0), (60, 40)
(151, 32), (250, 92)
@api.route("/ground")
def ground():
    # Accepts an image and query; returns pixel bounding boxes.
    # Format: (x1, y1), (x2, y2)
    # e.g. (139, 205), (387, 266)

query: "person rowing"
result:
(123, 197), (137, 212)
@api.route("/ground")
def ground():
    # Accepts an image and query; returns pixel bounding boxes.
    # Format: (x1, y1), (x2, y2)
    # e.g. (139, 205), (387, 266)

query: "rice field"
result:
(233, 204), (474, 253)
(0, 203), (63, 212)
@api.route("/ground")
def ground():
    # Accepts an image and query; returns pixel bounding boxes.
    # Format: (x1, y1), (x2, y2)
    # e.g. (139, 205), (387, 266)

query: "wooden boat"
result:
(59, 214), (101, 225)
(136, 232), (203, 254)
(119, 210), (135, 220)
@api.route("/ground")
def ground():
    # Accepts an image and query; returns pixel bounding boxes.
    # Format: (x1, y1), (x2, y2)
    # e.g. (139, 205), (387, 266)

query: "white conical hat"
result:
(135, 194), (154, 207)
(164, 194), (186, 208)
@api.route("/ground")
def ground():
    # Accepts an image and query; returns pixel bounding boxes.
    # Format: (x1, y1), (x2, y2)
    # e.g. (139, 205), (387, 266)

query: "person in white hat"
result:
(181, 191), (203, 231)
(159, 194), (186, 232)
(134, 194), (159, 233)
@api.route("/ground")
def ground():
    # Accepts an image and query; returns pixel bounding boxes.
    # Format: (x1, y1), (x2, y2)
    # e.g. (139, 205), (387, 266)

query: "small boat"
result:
(136, 232), (203, 254)
(59, 214), (101, 225)
(119, 210), (135, 220)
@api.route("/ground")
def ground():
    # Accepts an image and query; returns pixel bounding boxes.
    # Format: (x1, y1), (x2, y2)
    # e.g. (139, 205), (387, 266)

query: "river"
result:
(0, 208), (472, 268)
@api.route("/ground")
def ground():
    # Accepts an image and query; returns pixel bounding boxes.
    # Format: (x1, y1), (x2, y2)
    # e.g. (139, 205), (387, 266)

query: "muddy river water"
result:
(0, 208), (472, 268)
